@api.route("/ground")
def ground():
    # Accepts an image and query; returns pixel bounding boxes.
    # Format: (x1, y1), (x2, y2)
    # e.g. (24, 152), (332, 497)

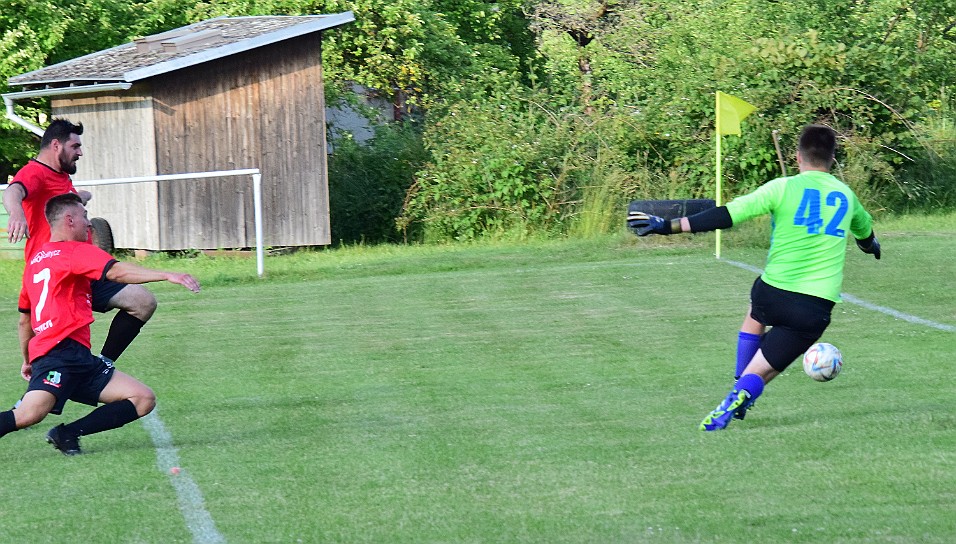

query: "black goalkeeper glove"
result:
(855, 231), (881, 260)
(626, 211), (679, 236)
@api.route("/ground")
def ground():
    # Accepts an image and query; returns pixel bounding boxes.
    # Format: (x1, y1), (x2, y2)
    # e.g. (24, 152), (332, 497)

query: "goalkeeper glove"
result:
(855, 232), (881, 260)
(626, 211), (680, 236)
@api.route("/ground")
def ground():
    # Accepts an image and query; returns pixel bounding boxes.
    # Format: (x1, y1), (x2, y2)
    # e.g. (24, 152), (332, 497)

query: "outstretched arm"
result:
(106, 262), (201, 293)
(626, 206), (733, 236)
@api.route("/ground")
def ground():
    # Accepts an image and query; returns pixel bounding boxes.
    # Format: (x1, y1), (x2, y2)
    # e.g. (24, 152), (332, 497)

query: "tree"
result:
(526, 0), (639, 113)
(5, 0), (954, 231)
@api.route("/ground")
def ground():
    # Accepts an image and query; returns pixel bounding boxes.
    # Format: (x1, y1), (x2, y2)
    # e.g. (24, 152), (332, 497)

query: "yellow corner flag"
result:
(716, 91), (756, 136)
(714, 91), (756, 260)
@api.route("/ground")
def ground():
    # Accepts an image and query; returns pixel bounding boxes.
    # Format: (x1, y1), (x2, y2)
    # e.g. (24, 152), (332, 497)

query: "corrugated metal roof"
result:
(8, 12), (354, 89)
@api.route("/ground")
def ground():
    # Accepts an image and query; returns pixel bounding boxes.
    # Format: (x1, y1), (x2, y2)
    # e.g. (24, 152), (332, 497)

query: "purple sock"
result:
(736, 332), (762, 379)
(735, 373), (765, 400)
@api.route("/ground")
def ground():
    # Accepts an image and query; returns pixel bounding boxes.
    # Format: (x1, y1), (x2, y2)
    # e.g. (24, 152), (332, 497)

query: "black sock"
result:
(63, 400), (140, 437)
(100, 311), (147, 361)
(0, 410), (16, 438)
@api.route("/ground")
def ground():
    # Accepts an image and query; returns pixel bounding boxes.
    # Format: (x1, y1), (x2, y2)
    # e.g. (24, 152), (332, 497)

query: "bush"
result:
(328, 122), (426, 245)
(400, 89), (577, 242)
(895, 97), (956, 211)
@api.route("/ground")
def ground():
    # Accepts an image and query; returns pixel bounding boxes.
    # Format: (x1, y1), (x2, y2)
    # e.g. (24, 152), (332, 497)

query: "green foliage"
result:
(895, 93), (956, 210)
(400, 89), (581, 242)
(0, 0), (181, 177)
(51, 0), (141, 62)
(124, 0), (198, 37)
(402, 0), (956, 239)
(327, 122), (426, 245)
(0, 0), (68, 178)
(319, 0), (532, 108)
(193, 0), (530, 108)
(401, 86), (682, 242)
(568, 159), (652, 238)
(5, 0), (956, 241)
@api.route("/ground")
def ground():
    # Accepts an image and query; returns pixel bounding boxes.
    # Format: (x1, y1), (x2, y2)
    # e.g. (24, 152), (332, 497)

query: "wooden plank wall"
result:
(53, 91), (161, 248)
(152, 33), (330, 250)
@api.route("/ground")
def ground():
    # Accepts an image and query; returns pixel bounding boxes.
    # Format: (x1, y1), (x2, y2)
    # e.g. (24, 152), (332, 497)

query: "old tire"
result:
(90, 217), (115, 253)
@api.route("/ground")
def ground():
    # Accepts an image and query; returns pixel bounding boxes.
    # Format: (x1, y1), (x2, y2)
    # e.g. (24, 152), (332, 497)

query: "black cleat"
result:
(733, 397), (756, 420)
(46, 424), (81, 456)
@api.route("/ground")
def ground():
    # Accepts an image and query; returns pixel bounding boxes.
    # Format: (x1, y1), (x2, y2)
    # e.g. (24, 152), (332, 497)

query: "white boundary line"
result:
(141, 409), (226, 543)
(721, 259), (955, 332)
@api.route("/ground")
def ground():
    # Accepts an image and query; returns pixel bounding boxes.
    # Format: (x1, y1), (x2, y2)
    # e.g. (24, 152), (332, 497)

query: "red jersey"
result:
(10, 159), (82, 260)
(19, 241), (116, 362)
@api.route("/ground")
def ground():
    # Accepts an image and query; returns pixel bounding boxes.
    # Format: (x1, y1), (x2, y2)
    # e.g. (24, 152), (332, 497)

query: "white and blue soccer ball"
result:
(803, 342), (843, 382)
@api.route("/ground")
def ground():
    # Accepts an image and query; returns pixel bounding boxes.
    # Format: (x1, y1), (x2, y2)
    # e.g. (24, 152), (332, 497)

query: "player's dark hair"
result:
(45, 193), (84, 225)
(40, 118), (84, 149)
(798, 124), (837, 168)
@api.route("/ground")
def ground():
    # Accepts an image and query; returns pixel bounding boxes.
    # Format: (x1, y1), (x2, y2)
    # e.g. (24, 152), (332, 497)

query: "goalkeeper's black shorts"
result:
(748, 277), (835, 372)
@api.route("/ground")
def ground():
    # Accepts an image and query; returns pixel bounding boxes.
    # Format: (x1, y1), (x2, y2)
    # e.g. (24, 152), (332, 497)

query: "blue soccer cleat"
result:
(730, 375), (756, 420)
(699, 389), (752, 431)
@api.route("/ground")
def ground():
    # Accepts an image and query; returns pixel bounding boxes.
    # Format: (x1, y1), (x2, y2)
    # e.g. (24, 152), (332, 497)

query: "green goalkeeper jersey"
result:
(725, 170), (873, 303)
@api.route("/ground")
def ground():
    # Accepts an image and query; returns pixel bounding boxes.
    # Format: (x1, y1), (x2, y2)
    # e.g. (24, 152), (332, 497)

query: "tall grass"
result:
(568, 160), (651, 238)
(895, 95), (956, 210)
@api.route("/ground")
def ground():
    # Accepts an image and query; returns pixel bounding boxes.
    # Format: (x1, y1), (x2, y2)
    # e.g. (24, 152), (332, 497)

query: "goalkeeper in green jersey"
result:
(626, 124), (881, 431)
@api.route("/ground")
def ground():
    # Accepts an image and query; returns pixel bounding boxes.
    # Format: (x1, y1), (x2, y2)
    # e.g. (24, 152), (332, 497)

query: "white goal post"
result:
(54, 168), (264, 277)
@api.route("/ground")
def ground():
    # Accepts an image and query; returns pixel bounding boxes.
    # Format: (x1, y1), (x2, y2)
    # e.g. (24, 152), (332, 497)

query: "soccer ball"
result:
(802, 342), (843, 382)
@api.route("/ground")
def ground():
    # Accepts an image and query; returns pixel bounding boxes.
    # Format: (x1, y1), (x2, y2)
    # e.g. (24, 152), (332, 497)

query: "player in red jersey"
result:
(0, 193), (200, 455)
(3, 119), (158, 365)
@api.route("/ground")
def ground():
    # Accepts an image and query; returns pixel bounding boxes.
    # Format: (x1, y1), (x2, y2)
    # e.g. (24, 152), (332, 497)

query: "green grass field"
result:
(0, 215), (954, 543)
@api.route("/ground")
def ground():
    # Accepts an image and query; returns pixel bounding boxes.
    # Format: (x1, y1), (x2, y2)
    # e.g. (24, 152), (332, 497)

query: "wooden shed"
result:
(4, 13), (354, 250)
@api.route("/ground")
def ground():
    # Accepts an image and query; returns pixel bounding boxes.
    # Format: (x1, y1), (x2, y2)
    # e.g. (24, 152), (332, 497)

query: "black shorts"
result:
(27, 338), (115, 415)
(91, 279), (127, 313)
(749, 277), (835, 372)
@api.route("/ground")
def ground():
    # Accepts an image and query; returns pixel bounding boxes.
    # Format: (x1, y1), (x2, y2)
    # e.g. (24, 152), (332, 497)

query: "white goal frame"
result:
(74, 168), (265, 277)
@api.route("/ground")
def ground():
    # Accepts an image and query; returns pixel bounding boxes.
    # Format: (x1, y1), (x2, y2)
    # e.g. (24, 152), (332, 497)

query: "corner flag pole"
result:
(715, 93), (724, 259)
(714, 91), (756, 260)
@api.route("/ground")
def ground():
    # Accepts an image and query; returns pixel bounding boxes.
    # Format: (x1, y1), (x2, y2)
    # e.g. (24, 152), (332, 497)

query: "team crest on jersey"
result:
(43, 371), (63, 388)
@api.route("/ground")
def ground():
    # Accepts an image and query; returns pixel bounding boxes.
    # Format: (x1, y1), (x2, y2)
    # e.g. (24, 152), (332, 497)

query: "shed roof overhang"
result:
(3, 83), (133, 136)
